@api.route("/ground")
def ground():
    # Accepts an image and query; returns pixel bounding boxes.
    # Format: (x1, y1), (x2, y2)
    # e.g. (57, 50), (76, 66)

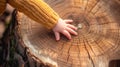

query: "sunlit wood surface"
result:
(18, 0), (120, 67)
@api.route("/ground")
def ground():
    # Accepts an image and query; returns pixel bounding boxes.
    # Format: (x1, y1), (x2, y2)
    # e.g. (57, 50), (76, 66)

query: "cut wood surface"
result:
(18, 0), (120, 67)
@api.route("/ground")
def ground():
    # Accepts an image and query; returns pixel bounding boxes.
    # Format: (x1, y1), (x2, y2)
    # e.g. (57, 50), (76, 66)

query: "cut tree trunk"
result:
(17, 0), (120, 67)
(1, 0), (119, 67)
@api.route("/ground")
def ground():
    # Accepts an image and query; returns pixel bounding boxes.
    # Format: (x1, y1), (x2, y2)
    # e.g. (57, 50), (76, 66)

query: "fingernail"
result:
(56, 39), (59, 41)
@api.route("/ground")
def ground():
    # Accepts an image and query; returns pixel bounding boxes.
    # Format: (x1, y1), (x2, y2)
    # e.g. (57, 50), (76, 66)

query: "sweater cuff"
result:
(45, 14), (60, 29)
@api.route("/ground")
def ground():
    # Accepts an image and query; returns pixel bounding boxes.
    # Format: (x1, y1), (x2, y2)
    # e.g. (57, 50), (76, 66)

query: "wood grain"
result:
(18, 0), (120, 67)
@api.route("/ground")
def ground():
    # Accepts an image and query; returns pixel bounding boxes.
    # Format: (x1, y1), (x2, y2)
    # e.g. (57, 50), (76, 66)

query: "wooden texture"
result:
(18, 0), (120, 67)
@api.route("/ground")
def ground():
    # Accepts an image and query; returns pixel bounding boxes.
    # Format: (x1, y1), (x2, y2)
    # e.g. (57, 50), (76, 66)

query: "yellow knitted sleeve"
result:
(8, 0), (60, 29)
(0, 0), (6, 16)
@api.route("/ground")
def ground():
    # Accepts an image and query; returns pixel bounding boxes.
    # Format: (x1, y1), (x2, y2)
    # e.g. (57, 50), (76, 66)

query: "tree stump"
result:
(17, 0), (120, 67)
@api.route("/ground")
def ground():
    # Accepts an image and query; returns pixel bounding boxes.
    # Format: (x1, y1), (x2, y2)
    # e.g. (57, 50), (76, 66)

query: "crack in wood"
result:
(83, 40), (95, 67)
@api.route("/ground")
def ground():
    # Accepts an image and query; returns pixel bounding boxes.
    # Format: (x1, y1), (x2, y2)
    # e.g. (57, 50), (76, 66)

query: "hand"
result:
(53, 18), (78, 41)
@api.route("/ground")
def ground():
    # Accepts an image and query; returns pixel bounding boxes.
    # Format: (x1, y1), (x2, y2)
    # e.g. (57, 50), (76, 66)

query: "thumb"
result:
(54, 32), (60, 41)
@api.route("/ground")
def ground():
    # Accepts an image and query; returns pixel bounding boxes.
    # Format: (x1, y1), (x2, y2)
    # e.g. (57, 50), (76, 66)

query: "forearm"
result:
(8, 0), (60, 29)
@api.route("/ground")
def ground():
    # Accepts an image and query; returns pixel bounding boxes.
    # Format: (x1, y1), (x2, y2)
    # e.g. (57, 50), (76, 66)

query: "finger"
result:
(67, 24), (77, 30)
(64, 20), (73, 23)
(62, 30), (71, 39)
(66, 27), (78, 35)
(54, 32), (60, 41)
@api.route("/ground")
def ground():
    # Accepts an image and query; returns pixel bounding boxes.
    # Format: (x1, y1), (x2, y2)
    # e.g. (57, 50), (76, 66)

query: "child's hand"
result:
(53, 18), (78, 41)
